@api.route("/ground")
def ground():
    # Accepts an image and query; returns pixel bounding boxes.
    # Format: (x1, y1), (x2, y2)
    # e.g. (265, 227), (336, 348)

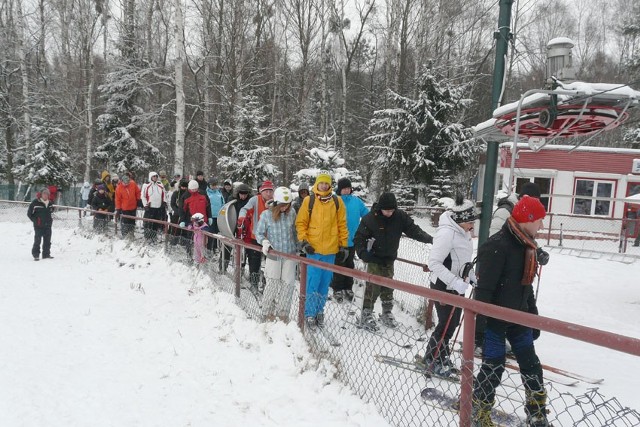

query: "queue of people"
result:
(27, 169), (552, 426)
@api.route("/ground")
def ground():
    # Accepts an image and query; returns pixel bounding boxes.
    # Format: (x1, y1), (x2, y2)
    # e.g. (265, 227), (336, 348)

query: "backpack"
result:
(307, 193), (339, 217)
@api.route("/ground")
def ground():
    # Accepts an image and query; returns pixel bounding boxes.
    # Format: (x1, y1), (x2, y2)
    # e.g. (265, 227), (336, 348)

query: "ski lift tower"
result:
(475, 11), (640, 247)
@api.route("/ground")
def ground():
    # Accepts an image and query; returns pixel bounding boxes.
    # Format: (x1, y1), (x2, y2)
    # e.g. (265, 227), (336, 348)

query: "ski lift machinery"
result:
(485, 37), (640, 194)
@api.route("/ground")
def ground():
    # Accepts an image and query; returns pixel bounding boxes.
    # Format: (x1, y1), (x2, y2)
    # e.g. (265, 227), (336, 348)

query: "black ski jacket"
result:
(27, 198), (54, 228)
(354, 208), (432, 265)
(475, 221), (538, 319)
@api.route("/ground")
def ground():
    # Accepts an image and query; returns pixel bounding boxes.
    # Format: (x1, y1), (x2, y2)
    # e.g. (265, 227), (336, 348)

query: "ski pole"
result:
(535, 265), (543, 302)
(428, 299), (458, 372)
(450, 288), (475, 352)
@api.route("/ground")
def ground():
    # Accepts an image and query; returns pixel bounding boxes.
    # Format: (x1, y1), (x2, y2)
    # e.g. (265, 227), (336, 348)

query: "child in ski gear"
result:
(295, 171), (348, 330)
(422, 196), (477, 377)
(472, 195), (549, 427)
(354, 192), (433, 331)
(255, 186), (298, 321)
(237, 180), (275, 290)
(188, 213), (208, 264)
(27, 187), (55, 260)
(331, 178), (369, 303)
(141, 172), (167, 242)
(115, 172), (141, 238)
(91, 185), (113, 232)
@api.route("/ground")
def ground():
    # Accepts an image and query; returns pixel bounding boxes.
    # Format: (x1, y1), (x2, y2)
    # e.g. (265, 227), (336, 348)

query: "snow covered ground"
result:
(1, 215), (639, 426)
(0, 223), (390, 427)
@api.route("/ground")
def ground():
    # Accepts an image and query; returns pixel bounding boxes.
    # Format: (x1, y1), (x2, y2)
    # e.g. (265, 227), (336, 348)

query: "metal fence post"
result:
(459, 308), (477, 427)
(298, 262), (307, 331)
(233, 243), (242, 298)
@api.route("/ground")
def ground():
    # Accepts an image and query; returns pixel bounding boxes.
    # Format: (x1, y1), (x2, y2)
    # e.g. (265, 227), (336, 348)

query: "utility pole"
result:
(478, 0), (514, 245)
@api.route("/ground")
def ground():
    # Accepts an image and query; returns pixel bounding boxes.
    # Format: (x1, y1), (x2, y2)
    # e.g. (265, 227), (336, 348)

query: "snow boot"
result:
(305, 316), (317, 331)
(380, 301), (398, 328)
(471, 400), (495, 427)
(525, 390), (549, 427)
(316, 312), (325, 329)
(359, 308), (379, 332)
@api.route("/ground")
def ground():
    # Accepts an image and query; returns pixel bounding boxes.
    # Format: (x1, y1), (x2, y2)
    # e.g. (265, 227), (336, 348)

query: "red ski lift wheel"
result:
(495, 104), (629, 138)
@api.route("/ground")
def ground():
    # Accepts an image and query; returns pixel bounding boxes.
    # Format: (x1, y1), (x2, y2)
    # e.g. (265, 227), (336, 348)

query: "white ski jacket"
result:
(141, 172), (166, 208)
(428, 211), (474, 292)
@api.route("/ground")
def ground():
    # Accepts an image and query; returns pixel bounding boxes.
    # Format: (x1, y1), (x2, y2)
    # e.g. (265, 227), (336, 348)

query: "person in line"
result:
(206, 177), (226, 252)
(141, 172), (167, 242)
(194, 170), (208, 194)
(255, 187), (298, 322)
(27, 187), (55, 261)
(91, 184), (113, 232)
(170, 173), (182, 188)
(180, 180), (213, 260)
(188, 213), (208, 264)
(292, 182), (310, 213)
(221, 179), (234, 202)
(472, 196), (549, 427)
(115, 172), (141, 238)
(295, 171), (349, 330)
(101, 170), (116, 203)
(87, 178), (102, 208)
(158, 170), (171, 192)
(237, 181), (275, 290)
(480, 182), (549, 354)
(331, 178), (369, 303)
(353, 192), (433, 330)
(169, 179), (190, 245)
(220, 183), (252, 272)
(421, 196), (477, 377)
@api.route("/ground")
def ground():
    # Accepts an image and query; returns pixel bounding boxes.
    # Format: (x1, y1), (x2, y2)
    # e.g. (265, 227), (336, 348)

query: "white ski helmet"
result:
(188, 179), (199, 191)
(273, 186), (292, 205)
(191, 212), (205, 225)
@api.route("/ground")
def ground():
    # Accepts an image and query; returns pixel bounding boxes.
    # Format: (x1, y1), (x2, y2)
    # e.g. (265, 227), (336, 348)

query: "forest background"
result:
(1, 0), (640, 201)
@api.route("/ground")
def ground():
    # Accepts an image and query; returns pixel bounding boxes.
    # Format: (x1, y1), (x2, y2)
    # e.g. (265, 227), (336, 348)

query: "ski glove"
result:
(301, 241), (315, 255)
(179, 222), (186, 228)
(337, 246), (349, 263)
(536, 247), (550, 266)
(208, 218), (213, 226)
(450, 277), (469, 295)
(262, 239), (272, 256)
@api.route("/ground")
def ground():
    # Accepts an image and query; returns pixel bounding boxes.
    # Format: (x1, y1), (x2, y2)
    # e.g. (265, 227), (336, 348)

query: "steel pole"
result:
(478, 0), (513, 245)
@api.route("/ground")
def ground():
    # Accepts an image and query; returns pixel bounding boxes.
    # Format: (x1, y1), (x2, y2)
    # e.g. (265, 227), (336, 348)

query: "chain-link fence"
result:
(3, 200), (639, 427)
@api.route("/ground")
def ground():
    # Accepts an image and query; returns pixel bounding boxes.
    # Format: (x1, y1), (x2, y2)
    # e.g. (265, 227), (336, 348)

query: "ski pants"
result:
(474, 321), (545, 406)
(32, 226), (52, 258)
(262, 257), (297, 321)
(424, 289), (462, 363)
(120, 210), (137, 238)
(143, 207), (164, 240)
(246, 239), (262, 287)
(362, 261), (394, 311)
(330, 246), (355, 292)
(305, 253), (336, 317)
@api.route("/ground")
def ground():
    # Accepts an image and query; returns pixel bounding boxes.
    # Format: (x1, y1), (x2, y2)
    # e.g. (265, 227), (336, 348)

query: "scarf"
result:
(506, 216), (538, 286)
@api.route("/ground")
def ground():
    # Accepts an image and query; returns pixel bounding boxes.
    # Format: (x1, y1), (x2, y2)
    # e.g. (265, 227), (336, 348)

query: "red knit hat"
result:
(259, 180), (274, 192)
(512, 195), (546, 223)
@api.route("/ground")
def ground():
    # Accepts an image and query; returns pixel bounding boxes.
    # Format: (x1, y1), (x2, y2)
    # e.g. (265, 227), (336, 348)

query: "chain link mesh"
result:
(3, 200), (639, 426)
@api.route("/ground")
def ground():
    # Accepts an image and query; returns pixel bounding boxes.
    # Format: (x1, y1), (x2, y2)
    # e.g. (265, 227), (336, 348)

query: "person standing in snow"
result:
(91, 185), (113, 232)
(472, 195), (549, 427)
(100, 171), (115, 203)
(353, 192), (433, 330)
(481, 182), (549, 353)
(221, 179), (234, 202)
(141, 172), (166, 242)
(220, 183), (252, 272)
(115, 172), (141, 238)
(80, 182), (91, 209)
(194, 170), (208, 194)
(421, 196), (477, 377)
(188, 213), (208, 264)
(170, 179), (189, 245)
(295, 171), (349, 330)
(180, 180), (213, 259)
(88, 178), (101, 208)
(27, 187), (55, 261)
(237, 180), (275, 290)
(330, 178), (369, 303)
(292, 182), (310, 213)
(255, 187), (298, 322)
(206, 177), (226, 252)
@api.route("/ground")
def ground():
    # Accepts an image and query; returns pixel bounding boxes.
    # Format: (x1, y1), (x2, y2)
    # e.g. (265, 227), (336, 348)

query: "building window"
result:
(573, 179), (613, 216)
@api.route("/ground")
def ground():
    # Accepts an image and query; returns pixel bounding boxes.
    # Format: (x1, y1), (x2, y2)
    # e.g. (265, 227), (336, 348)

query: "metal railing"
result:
(4, 200), (640, 427)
